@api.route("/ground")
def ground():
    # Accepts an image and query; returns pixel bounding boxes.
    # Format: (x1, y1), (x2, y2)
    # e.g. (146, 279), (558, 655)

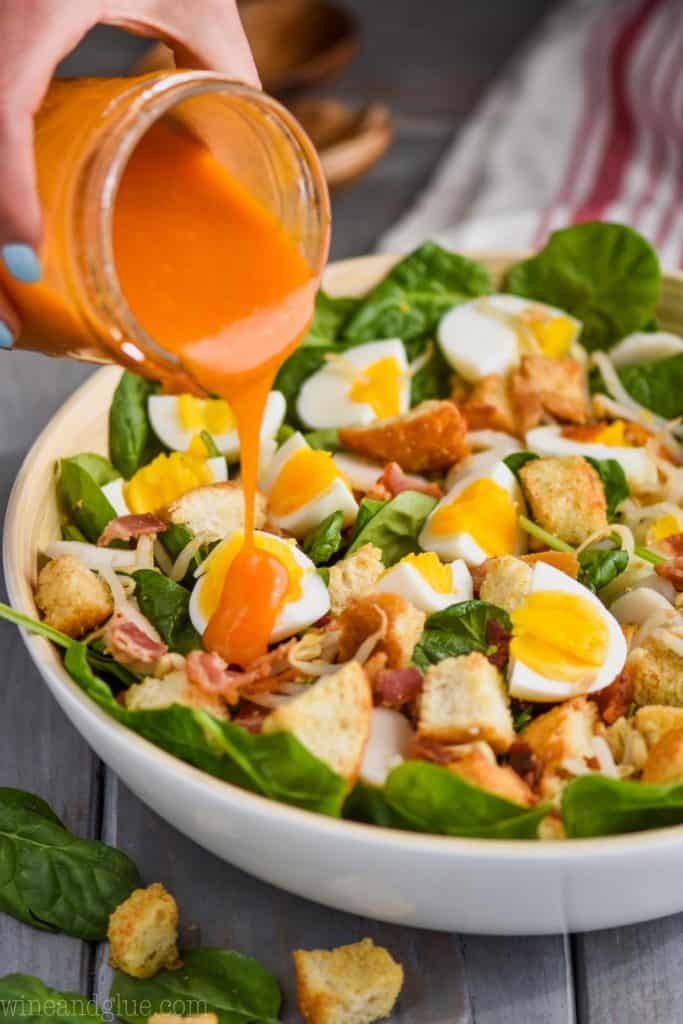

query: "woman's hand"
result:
(0, 0), (259, 348)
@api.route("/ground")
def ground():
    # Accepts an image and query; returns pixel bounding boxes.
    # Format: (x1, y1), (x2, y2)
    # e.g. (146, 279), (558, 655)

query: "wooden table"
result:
(2, 4), (682, 1021)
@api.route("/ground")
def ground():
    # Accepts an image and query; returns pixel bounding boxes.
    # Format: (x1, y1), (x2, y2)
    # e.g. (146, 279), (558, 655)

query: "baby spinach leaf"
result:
(0, 975), (103, 1024)
(347, 491), (437, 566)
(562, 775), (683, 838)
(302, 290), (360, 347)
(585, 456), (629, 520)
(578, 548), (629, 593)
(160, 523), (193, 560)
(503, 451), (539, 481)
(0, 787), (141, 938)
(344, 242), (491, 344)
(617, 351), (683, 419)
(132, 570), (201, 654)
(343, 781), (400, 828)
(275, 424), (295, 446)
(504, 222), (661, 351)
(110, 948), (281, 1024)
(349, 497), (387, 541)
(56, 458), (116, 544)
(413, 600), (511, 670)
(61, 453), (119, 486)
(409, 342), (452, 405)
(274, 346), (332, 427)
(302, 511), (344, 566)
(61, 523), (88, 543)
(304, 427), (342, 451)
(109, 372), (161, 479)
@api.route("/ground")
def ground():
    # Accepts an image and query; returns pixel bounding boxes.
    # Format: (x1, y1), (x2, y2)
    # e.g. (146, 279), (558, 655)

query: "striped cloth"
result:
(380, 0), (683, 267)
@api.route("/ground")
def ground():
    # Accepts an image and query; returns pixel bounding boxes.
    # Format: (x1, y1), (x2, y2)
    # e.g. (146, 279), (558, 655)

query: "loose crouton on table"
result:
(418, 653), (514, 753)
(449, 747), (536, 805)
(328, 544), (384, 616)
(35, 554), (113, 638)
(108, 882), (181, 979)
(262, 662), (372, 783)
(479, 555), (533, 614)
(519, 455), (607, 546)
(338, 400), (468, 474)
(293, 938), (404, 1024)
(521, 697), (598, 798)
(165, 482), (266, 542)
(337, 592), (425, 669)
(122, 670), (229, 720)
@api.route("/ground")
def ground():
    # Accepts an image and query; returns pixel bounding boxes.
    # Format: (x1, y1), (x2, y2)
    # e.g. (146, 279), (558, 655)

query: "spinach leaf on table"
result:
(585, 457), (629, 520)
(110, 948), (281, 1024)
(578, 548), (629, 593)
(562, 775), (683, 838)
(56, 458), (116, 544)
(413, 600), (512, 671)
(347, 490), (437, 566)
(0, 975), (103, 1024)
(0, 787), (141, 938)
(133, 569), (201, 654)
(302, 511), (344, 566)
(109, 371), (162, 479)
(504, 222), (661, 351)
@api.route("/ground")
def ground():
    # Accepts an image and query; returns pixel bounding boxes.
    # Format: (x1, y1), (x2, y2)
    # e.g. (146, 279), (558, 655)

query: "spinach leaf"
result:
(274, 347), (332, 427)
(0, 787), (140, 938)
(304, 428), (342, 451)
(413, 600), (511, 670)
(578, 548), (628, 593)
(110, 948), (281, 1024)
(347, 491), (437, 566)
(344, 242), (491, 344)
(504, 222), (661, 351)
(302, 291), (360, 347)
(617, 352), (683, 419)
(275, 424), (295, 446)
(585, 456), (629, 520)
(562, 775), (683, 838)
(349, 497), (387, 542)
(409, 342), (452, 405)
(64, 644), (346, 817)
(87, 642), (141, 689)
(503, 451), (539, 481)
(302, 512), (344, 566)
(132, 570), (201, 654)
(353, 762), (549, 838)
(0, 976), (102, 1024)
(109, 372), (161, 479)
(61, 523), (88, 543)
(160, 523), (194, 560)
(56, 458), (116, 544)
(60, 453), (119, 486)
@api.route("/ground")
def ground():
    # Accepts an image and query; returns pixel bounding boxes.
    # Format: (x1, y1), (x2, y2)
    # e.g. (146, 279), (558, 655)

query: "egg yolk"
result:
(647, 514), (681, 544)
(397, 552), (452, 593)
(430, 478), (518, 556)
(521, 309), (576, 358)
(198, 531), (303, 622)
(177, 393), (235, 436)
(269, 448), (346, 517)
(511, 591), (609, 683)
(124, 451), (213, 513)
(593, 420), (631, 447)
(348, 357), (402, 419)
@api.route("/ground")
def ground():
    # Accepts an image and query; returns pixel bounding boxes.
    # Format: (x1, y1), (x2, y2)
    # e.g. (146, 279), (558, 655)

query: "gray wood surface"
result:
(1, 3), (680, 1022)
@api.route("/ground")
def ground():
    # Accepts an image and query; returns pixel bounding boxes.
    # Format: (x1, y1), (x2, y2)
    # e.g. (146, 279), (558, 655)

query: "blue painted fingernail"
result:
(0, 320), (14, 349)
(2, 243), (41, 283)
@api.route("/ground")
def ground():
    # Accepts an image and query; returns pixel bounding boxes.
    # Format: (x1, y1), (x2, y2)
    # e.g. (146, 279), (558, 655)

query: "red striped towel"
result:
(381, 0), (683, 266)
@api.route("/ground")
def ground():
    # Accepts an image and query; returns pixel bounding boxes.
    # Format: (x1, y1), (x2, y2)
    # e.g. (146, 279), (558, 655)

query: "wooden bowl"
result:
(288, 97), (393, 189)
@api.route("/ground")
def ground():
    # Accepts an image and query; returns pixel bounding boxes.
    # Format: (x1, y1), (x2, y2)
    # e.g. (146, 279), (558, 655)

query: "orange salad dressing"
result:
(113, 122), (317, 666)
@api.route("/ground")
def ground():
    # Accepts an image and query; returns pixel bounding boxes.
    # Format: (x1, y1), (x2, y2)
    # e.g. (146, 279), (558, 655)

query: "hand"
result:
(0, 0), (259, 349)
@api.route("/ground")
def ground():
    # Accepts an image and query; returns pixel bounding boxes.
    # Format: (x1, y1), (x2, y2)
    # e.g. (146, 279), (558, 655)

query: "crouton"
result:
(604, 716), (648, 774)
(108, 883), (181, 979)
(642, 728), (683, 785)
(35, 554), (113, 638)
(519, 455), (607, 546)
(165, 482), (266, 542)
(328, 544), (384, 616)
(262, 662), (372, 782)
(337, 593), (425, 669)
(293, 938), (403, 1024)
(449, 748), (535, 805)
(338, 400), (469, 474)
(460, 374), (517, 435)
(629, 641), (683, 707)
(418, 653), (514, 753)
(150, 1016), (217, 1024)
(635, 705), (683, 748)
(521, 697), (598, 797)
(122, 670), (229, 720)
(512, 355), (588, 426)
(479, 555), (533, 614)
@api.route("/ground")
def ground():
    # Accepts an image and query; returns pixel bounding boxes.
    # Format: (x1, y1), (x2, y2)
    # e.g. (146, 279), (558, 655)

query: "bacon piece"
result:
(98, 513), (168, 548)
(379, 462), (443, 500)
(233, 702), (268, 734)
(373, 666), (422, 707)
(508, 739), (542, 791)
(470, 562), (488, 597)
(656, 557), (683, 591)
(408, 735), (459, 765)
(660, 533), (683, 556)
(485, 617), (510, 671)
(187, 639), (300, 705)
(593, 665), (635, 725)
(104, 608), (167, 670)
(186, 650), (241, 704)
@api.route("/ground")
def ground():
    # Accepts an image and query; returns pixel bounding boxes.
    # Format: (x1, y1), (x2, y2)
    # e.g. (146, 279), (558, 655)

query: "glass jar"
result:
(1, 71), (330, 383)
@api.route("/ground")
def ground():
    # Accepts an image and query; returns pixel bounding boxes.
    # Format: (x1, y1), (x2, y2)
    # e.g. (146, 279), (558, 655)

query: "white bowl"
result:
(6, 253), (683, 936)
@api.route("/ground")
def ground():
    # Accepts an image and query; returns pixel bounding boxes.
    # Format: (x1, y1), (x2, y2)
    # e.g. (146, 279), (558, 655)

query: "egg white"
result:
(100, 456), (228, 516)
(148, 390), (286, 459)
(189, 530), (330, 642)
(261, 432), (358, 538)
(296, 339), (410, 430)
(419, 459), (526, 566)
(331, 453), (383, 492)
(360, 707), (414, 787)
(373, 557), (472, 614)
(525, 424), (659, 493)
(438, 294), (581, 383)
(508, 561), (627, 702)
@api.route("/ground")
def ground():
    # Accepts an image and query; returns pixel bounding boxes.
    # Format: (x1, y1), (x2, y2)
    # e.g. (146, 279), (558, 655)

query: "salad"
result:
(6, 220), (683, 841)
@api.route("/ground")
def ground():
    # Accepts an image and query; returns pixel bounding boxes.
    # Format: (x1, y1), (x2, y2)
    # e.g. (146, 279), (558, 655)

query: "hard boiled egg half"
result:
(525, 421), (658, 492)
(260, 432), (358, 537)
(296, 339), (410, 429)
(419, 459), (526, 566)
(373, 552), (472, 614)
(101, 443), (227, 516)
(148, 391), (286, 459)
(189, 530), (330, 642)
(438, 294), (581, 382)
(508, 561), (627, 701)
